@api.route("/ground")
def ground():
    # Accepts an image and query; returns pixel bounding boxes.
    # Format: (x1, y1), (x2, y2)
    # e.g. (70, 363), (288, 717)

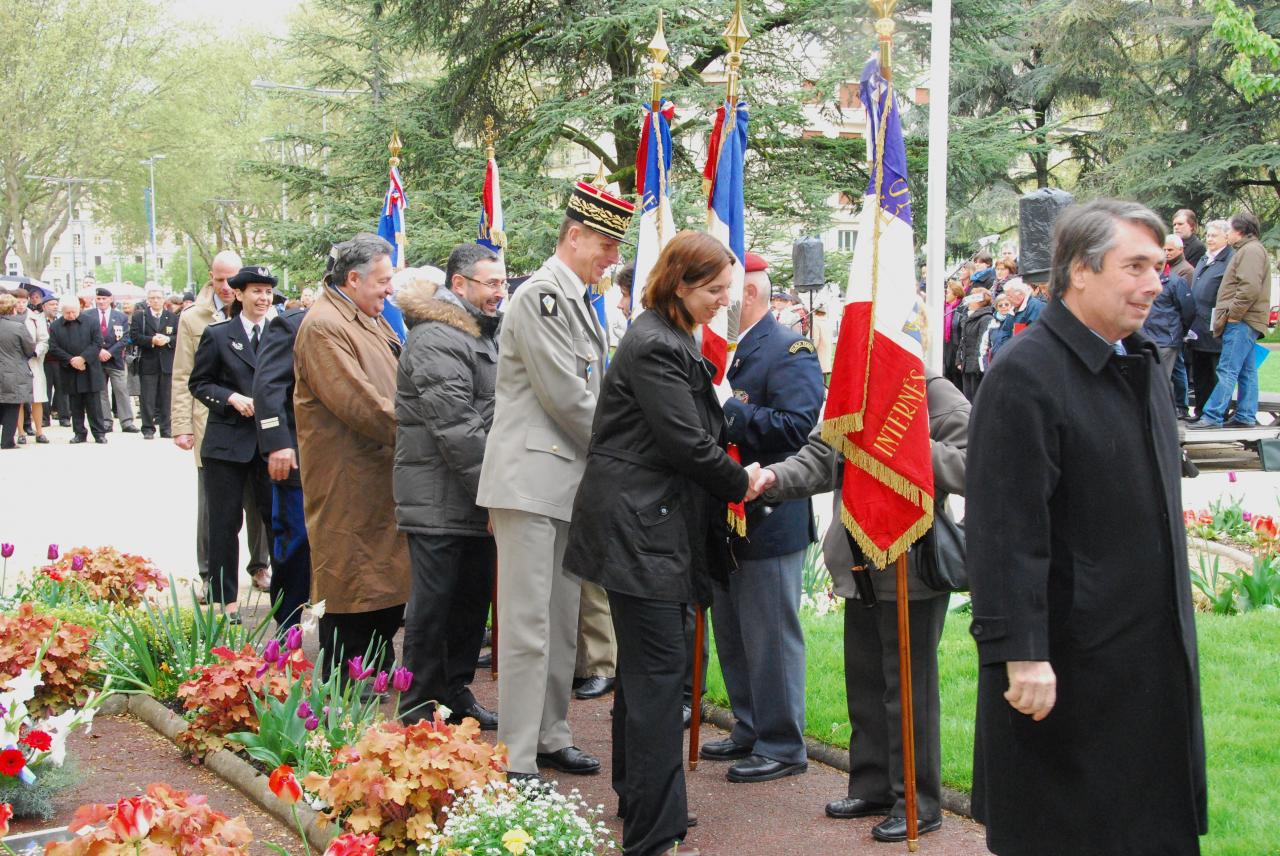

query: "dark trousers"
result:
(269, 483), (311, 629)
(610, 590), (690, 856)
(962, 371), (983, 402)
(319, 603), (405, 682)
(1171, 349), (1190, 415)
(1189, 349), (1220, 417)
(844, 592), (948, 821)
(67, 390), (106, 439)
(139, 371), (172, 436)
(203, 455), (274, 606)
(0, 404), (19, 448)
(400, 533), (495, 722)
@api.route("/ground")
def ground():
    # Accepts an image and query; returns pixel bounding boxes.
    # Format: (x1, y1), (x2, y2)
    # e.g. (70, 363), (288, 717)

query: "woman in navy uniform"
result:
(188, 266), (279, 622)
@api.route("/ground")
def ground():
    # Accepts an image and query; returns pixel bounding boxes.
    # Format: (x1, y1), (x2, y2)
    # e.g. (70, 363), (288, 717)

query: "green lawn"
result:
(705, 607), (1280, 856)
(1259, 348), (1280, 393)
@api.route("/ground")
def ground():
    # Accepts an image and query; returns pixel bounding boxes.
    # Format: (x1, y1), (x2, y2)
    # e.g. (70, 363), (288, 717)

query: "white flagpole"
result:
(924, 0), (952, 375)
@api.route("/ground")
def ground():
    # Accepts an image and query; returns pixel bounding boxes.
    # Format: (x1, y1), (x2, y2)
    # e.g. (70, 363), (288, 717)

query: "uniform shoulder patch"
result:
(209, 317), (232, 326)
(539, 292), (559, 317)
(789, 339), (816, 354)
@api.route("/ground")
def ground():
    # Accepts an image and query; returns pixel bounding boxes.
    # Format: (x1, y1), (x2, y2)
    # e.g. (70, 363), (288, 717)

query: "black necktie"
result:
(251, 323), (260, 354)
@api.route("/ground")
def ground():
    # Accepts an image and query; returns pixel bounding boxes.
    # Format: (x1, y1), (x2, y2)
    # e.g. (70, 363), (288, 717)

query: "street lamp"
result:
(139, 154), (166, 282)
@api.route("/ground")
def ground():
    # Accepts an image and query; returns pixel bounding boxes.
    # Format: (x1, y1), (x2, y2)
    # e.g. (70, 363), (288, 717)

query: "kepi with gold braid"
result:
(566, 180), (637, 243)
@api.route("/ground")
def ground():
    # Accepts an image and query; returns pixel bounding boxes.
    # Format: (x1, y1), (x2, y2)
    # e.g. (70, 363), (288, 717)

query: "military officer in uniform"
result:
(699, 252), (824, 782)
(477, 180), (636, 779)
(188, 266), (279, 622)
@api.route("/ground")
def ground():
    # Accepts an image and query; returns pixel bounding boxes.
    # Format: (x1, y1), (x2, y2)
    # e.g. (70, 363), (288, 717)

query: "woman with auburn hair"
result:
(565, 230), (755, 856)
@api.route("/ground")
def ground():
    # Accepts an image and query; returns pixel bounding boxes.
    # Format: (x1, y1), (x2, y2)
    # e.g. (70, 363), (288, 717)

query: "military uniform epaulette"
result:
(209, 317), (233, 326)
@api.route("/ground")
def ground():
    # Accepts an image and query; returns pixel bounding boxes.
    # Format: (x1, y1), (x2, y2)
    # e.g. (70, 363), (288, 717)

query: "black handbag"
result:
(914, 508), (967, 593)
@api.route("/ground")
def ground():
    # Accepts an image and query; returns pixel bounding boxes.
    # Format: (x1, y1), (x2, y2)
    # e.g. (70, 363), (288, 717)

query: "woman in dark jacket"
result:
(0, 294), (36, 449)
(1186, 221), (1234, 417)
(564, 231), (752, 856)
(958, 289), (993, 401)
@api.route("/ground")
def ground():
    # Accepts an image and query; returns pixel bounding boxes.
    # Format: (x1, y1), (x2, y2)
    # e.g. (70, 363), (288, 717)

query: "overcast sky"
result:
(169, 0), (304, 36)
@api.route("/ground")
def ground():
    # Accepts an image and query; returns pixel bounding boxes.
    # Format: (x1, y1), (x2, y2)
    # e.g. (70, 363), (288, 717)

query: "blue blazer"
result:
(722, 311), (826, 559)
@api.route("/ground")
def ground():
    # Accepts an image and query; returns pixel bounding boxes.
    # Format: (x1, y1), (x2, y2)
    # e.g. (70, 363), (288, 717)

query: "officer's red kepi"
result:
(565, 181), (636, 243)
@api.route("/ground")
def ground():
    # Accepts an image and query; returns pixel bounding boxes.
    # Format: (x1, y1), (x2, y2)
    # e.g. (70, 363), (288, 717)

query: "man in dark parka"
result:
(966, 199), (1207, 856)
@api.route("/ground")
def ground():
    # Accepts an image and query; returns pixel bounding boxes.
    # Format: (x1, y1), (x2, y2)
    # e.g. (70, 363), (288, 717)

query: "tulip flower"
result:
(1243, 511), (1253, 522)
(70, 555), (85, 572)
(372, 671), (390, 694)
(268, 764), (303, 804)
(47, 544), (58, 560)
(0, 543), (11, 595)
(108, 796), (155, 842)
(1254, 515), (1278, 541)
(0, 801), (11, 838)
(324, 832), (379, 856)
(1228, 471), (1238, 483)
(296, 701), (314, 721)
(304, 715), (319, 731)
(391, 667), (412, 693)
(347, 656), (374, 682)
(285, 625), (303, 651)
(1, 544), (12, 558)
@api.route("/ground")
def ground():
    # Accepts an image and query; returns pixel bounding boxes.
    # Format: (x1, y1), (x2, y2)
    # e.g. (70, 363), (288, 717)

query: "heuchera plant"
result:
(0, 605), (99, 714)
(176, 644), (312, 758)
(304, 713), (508, 852)
(46, 783), (254, 855)
(40, 546), (168, 607)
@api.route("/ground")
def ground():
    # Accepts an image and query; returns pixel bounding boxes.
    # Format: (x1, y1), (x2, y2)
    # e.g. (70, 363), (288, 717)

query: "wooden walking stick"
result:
(490, 560), (499, 680)
(688, 604), (706, 771)
(896, 552), (919, 851)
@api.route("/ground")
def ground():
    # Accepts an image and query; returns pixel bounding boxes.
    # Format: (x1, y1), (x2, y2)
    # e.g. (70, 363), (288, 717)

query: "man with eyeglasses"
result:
(395, 245), (505, 728)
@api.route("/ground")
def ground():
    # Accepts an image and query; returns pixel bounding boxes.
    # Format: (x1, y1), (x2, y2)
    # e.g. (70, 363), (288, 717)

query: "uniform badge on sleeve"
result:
(539, 293), (559, 317)
(789, 340), (816, 354)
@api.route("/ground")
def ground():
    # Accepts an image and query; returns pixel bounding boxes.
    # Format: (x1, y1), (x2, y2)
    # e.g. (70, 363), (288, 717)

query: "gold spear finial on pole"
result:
(649, 10), (669, 107)
(722, 0), (750, 106)
(482, 115), (498, 161)
(388, 129), (403, 167)
(592, 160), (609, 189)
(869, 0), (899, 79)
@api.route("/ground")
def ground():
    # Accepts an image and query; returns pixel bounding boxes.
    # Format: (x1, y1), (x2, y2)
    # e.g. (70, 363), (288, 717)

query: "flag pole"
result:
(647, 12), (670, 246)
(388, 129), (404, 270)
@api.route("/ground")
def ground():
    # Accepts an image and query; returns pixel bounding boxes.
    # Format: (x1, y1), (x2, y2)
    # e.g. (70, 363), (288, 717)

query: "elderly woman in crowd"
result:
(9, 290), (50, 445)
(957, 287), (994, 401)
(1185, 219), (1234, 418)
(565, 230), (754, 856)
(0, 293), (36, 450)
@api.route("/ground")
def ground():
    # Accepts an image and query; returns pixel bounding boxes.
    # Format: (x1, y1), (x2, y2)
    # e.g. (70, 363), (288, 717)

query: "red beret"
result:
(744, 252), (769, 273)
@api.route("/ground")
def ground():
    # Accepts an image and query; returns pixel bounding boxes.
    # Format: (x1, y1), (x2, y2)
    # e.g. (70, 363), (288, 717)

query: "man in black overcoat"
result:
(130, 285), (179, 439)
(47, 299), (108, 443)
(966, 199), (1207, 856)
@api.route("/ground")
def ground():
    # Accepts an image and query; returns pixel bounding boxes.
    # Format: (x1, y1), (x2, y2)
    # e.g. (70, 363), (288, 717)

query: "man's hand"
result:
(1005, 660), (1056, 721)
(267, 448), (298, 481)
(745, 466), (777, 502)
(70, 356), (87, 371)
(152, 334), (170, 346)
(98, 349), (111, 362)
(740, 462), (760, 502)
(174, 434), (195, 451)
(229, 393), (255, 418)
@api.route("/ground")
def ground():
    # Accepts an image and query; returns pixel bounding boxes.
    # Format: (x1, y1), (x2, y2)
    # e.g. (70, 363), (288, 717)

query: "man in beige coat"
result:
(171, 249), (272, 599)
(477, 181), (635, 778)
(294, 234), (409, 676)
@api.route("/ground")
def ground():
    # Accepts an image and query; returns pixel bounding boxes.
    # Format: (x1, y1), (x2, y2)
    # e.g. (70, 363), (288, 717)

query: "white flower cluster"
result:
(800, 589), (840, 616)
(419, 780), (616, 855)
(0, 667), (100, 773)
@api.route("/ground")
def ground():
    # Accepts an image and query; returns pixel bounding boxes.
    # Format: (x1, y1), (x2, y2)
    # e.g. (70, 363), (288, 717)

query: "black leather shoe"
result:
(58, 420), (71, 428)
(825, 797), (894, 819)
(871, 815), (942, 842)
(536, 746), (601, 775)
(122, 425), (140, 433)
(70, 436), (87, 444)
(94, 436), (107, 444)
(727, 754), (807, 783)
(574, 676), (615, 700)
(448, 701), (498, 731)
(699, 738), (752, 761)
(142, 432), (155, 440)
(476, 651), (492, 669)
(682, 704), (692, 729)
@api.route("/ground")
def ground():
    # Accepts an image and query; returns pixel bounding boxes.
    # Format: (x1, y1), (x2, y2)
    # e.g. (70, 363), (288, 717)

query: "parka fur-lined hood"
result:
(397, 278), (483, 338)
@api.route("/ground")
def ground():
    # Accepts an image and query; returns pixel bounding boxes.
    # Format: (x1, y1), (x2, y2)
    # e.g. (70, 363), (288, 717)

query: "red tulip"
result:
(324, 832), (379, 856)
(269, 764), (303, 804)
(0, 802), (12, 837)
(108, 796), (155, 842)
(1254, 515), (1278, 541)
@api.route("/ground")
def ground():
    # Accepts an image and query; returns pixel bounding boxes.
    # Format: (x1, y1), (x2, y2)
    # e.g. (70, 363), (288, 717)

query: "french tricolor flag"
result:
(378, 164), (407, 268)
(821, 57), (934, 568)
(477, 154), (505, 255)
(702, 99), (748, 384)
(632, 99), (677, 313)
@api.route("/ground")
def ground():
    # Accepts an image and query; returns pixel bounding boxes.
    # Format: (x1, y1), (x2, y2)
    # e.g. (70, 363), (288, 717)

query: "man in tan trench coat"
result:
(477, 181), (635, 778)
(294, 233), (410, 675)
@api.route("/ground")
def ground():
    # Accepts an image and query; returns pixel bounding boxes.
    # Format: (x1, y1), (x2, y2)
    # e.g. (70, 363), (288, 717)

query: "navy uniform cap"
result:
(228, 266), (278, 288)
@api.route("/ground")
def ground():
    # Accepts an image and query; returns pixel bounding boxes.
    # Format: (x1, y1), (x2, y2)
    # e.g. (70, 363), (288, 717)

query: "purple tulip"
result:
(372, 671), (390, 694)
(304, 716), (319, 731)
(71, 555), (85, 572)
(1228, 471), (1238, 483)
(391, 667), (412, 693)
(347, 656), (374, 682)
(285, 625), (303, 651)
(47, 544), (58, 560)
(1243, 511), (1253, 522)
(297, 701), (314, 720)
(1, 544), (13, 559)
(262, 639), (282, 666)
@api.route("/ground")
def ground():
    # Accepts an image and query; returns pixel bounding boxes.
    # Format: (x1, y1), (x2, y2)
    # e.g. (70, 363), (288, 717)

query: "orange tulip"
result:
(108, 796), (155, 842)
(269, 764), (303, 804)
(1253, 515), (1278, 541)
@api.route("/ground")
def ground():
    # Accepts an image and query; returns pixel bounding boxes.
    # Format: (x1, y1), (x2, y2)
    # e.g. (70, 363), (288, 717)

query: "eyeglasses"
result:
(461, 275), (507, 290)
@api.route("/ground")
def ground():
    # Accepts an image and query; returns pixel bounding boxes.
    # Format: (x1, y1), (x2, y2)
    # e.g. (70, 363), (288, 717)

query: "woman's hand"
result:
(741, 462), (761, 501)
(745, 465), (776, 501)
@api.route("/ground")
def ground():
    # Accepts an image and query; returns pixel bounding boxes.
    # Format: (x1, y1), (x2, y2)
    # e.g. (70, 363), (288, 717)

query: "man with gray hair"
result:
(1141, 235), (1195, 382)
(997, 278), (1044, 342)
(967, 199), (1206, 855)
(394, 242), (505, 727)
(130, 284), (178, 439)
(172, 249), (273, 601)
(294, 233), (409, 676)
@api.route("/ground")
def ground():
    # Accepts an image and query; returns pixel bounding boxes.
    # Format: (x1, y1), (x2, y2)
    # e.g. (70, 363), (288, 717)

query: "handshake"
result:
(740, 462), (776, 503)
